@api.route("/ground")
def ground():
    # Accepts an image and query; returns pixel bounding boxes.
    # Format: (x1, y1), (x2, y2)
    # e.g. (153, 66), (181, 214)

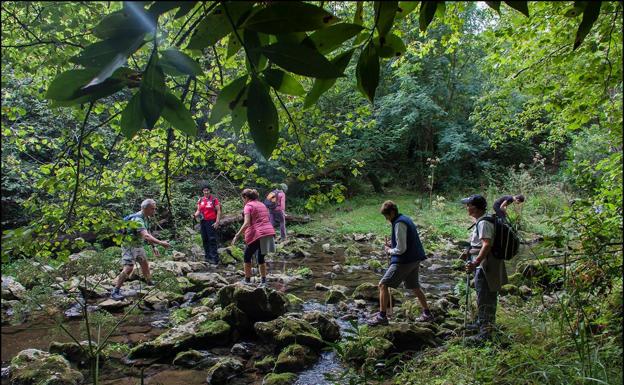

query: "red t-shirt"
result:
(197, 195), (220, 221)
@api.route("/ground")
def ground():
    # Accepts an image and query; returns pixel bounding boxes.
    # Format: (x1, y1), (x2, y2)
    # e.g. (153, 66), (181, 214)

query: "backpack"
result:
(119, 212), (143, 235)
(263, 190), (278, 210)
(476, 215), (520, 260)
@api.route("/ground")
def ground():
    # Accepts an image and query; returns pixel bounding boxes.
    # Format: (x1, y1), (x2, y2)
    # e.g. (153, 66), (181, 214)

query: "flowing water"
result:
(1, 239), (460, 385)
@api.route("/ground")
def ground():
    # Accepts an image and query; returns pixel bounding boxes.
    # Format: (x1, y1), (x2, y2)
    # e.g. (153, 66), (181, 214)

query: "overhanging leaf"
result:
(93, 9), (155, 39)
(262, 69), (305, 96)
(148, 2), (185, 17)
(159, 48), (202, 76)
(226, 32), (243, 58)
(243, 1), (338, 34)
(231, 86), (248, 132)
(356, 42), (379, 103)
(303, 49), (354, 109)
(70, 37), (144, 68)
(354, 1), (364, 25)
(397, 1), (419, 18)
(375, 1), (398, 38)
(244, 29), (269, 72)
(209, 75), (248, 126)
(120, 91), (144, 138)
(419, 2), (438, 32)
(574, 2), (601, 50)
(186, 2), (254, 50)
(174, 2), (198, 19)
(373, 33), (406, 58)
(46, 68), (132, 106)
(565, 1), (588, 18)
(140, 54), (166, 129)
(162, 92), (197, 136)
(275, 32), (308, 44)
(305, 23), (363, 54)
(485, 1), (501, 13)
(247, 77), (279, 158)
(503, 1), (529, 17)
(256, 42), (344, 78)
(435, 2), (446, 18)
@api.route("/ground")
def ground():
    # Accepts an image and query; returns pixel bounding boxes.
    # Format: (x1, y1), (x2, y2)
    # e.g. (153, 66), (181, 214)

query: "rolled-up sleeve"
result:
(388, 222), (407, 255)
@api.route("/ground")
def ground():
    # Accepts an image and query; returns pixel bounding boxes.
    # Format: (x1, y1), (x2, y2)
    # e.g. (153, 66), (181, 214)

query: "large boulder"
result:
(172, 349), (218, 368)
(368, 322), (438, 352)
(255, 316), (324, 350)
(215, 303), (253, 336)
(302, 311), (340, 342)
(128, 316), (231, 359)
(186, 272), (229, 291)
(325, 290), (347, 304)
(9, 349), (83, 385)
(352, 282), (378, 301)
(1, 276), (26, 300)
(274, 344), (316, 373)
(216, 285), (287, 322)
(48, 341), (93, 366)
(142, 289), (185, 310)
(205, 357), (243, 385)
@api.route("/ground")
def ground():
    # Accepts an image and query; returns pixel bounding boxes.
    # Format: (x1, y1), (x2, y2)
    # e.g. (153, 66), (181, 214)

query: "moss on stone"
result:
(254, 355), (276, 372)
(263, 372), (298, 385)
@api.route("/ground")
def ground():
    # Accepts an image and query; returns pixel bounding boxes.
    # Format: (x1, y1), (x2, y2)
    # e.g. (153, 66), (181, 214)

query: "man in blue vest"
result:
(369, 200), (433, 326)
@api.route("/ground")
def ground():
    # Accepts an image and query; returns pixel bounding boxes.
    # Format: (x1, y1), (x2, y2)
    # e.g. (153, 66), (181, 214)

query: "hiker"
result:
(193, 185), (222, 264)
(493, 194), (525, 220)
(232, 188), (276, 286)
(264, 183), (288, 241)
(111, 199), (170, 300)
(460, 194), (509, 342)
(368, 200), (432, 326)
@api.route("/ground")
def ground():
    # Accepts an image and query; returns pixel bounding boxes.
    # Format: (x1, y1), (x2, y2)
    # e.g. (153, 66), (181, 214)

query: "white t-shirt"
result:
(470, 214), (494, 248)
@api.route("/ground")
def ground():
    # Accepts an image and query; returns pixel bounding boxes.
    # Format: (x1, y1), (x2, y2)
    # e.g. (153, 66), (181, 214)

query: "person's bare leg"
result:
(138, 259), (151, 282)
(259, 263), (267, 279)
(115, 265), (134, 289)
(413, 287), (430, 311)
(379, 284), (389, 313)
(244, 262), (252, 279)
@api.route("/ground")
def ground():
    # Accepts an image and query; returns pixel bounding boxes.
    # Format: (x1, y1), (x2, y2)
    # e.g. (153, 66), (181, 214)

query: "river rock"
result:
(172, 349), (218, 368)
(216, 285), (287, 322)
(187, 272), (229, 291)
(352, 282), (378, 301)
(315, 283), (330, 291)
(143, 289), (185, 310)
(128, 316), (231, 359)
(499, 284), (520, 296)
(368, 322), (438, 352)
(322, 243), (333, 253)
(49, 341), (93, 366)
(9, 349), (83, 385)
(1, 276), (26, 300)
(332, 264), (342, 274)
(205, 357), (243, 385)
(231, 342), (254, 358)
(172, 251), (187, 261)
(342, 336), (394, 362)
(263, 372), (298, 385)
(519, 285), (533, 297)
(99, 298), (132, 311)
(254, 355), (276, 373)
(302, 311), (340, 342)
(325, 290), (347, 304)
(255, 316), (323, 350)
(216, 303), (253, 336)
(274, 344), (316, 373)
(152, 261), (192, 276)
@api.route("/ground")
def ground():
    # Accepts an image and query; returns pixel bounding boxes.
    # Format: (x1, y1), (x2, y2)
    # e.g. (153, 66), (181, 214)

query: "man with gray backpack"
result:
(460, 194), (513, 343)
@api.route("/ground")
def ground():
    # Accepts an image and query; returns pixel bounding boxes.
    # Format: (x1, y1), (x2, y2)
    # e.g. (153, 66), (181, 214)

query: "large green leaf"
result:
(70, 37), (144, 68)
(262, 69), (305, 96)
(356, 42), (379, 103)
(162, 92), (197, 136)
(256, 42), (344, 78)
(46, 68), (132, 106)
(305, 23), (363, 54)
(93, 9), (155, 39)
(231, 85), (248, 132)
(303, 49), (354, 109)
(120, 91), (144, 138)
(373, 33), (406, 58)
(375, 1), (398, 38)
(354, 1), (364, 25)
(140, 54), (166, 129)
(574, 2), (601, 50)
(503, 1), (529, 17)
(247, 77), (279, 158)
(186, 2), (254, 50)
(209, 75), (249, 126)
(397, 1), (419, 18)
(419, 2), (438, 32)
(275, 32), (308, 44)
(174, 2), (198, 19)
(148, 2), (185, 17)
(565, 1), (587, 18)
(159, 48), (202, 76)
(243, 2), (338, 34)
(244, 29), (269, 72)
(226, 32), (243, 58)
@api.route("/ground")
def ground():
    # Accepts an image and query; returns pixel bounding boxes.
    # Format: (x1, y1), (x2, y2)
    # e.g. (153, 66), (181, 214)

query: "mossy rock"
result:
(367, 259), (383, 270)
(254, 355), (276, 373)
(48, 341), (92, 366)
(285, 293), (303, 311)
(216, 303), (253, 336)
(274, 344), (316, 373)
(216, 285), (286, 322)
(500, 284), (520, 296)
(172, 349), (217, 368)
(342, 336), (394, 363)
(255, 316), (324, 350)
(302, 311), (340, 342)
(128, 317), (230, 359)
(507, 272), (524, 286)
(262, 372), (298, 385)
(325, 290), (347, 304)
(205, 357), (243, 385)
(368, 322), (438, 352)
(352, 282), (378, 301)
(10, 349), (84, 385)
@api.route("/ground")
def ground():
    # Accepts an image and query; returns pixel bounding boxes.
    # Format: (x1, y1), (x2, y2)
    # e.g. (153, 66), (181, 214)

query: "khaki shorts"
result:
(121, 247), (147, 266)
(379, 262), (421, 289)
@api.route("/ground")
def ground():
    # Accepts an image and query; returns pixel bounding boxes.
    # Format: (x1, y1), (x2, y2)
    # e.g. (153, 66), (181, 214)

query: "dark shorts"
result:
(244, 239), (265, 264)
(379, 262), (421, 289)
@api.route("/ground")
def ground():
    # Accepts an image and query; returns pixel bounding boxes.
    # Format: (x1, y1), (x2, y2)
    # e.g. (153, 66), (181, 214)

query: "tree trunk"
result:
(367, 172), (384, 193)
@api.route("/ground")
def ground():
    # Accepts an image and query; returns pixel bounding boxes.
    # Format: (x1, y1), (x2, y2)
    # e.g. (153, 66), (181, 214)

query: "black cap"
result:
(461, 194), (487, 210)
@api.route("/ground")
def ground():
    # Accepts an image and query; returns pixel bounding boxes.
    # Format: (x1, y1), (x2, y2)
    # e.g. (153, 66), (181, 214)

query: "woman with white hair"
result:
(111, 199), (170, 300)
(266, 183), (288, 241)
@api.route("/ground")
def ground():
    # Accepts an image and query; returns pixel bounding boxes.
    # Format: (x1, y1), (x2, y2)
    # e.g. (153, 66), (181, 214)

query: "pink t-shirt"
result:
(274, 190), (286, 212)
(243, 200), (276, 244)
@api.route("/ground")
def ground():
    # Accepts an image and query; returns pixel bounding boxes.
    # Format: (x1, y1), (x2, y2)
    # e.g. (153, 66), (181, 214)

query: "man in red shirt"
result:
(193, 185), (221, 264)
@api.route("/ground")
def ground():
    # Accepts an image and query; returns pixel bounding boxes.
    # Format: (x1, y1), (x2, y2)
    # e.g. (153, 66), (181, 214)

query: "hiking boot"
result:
(111, 288), (124, 301)
(415, 311), (434, 322)
(240, 278), (253, 286)
(367, 313), (389, 327)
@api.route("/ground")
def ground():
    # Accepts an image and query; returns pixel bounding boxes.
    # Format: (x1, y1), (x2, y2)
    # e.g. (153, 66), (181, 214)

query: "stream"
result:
(1, 238), (460, 385)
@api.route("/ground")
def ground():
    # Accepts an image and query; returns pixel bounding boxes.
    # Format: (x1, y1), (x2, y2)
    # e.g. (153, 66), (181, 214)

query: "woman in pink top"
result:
(232, 188), (276, 285)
